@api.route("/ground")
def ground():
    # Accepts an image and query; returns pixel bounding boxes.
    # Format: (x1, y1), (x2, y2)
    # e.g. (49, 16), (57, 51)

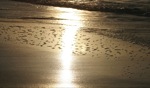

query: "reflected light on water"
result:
(55, 7), (82, 87)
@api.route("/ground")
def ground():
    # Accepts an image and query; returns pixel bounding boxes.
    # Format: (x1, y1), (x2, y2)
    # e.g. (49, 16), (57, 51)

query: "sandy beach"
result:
(0, 0), (150, 88)
(0, 22), (150, 88)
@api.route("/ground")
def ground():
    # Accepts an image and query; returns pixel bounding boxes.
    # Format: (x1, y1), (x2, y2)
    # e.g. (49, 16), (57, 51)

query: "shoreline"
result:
(12, 0), (150, 17)
(83, 28), (150, 48)
(0, 20), (150, 48)
(0, 1), (150, 87)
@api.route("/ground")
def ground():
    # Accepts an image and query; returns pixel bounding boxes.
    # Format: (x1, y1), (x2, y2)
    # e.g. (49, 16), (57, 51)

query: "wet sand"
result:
(0, 0), (150, 88)
(0, 22), (150, 88)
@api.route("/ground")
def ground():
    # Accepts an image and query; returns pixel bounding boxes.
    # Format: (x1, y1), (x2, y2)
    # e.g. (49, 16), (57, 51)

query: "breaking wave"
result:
(13, 0), (150, 17)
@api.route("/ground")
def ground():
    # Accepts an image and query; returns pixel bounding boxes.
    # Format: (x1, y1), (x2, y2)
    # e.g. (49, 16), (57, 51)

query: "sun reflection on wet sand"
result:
(54, 7), (82, 87)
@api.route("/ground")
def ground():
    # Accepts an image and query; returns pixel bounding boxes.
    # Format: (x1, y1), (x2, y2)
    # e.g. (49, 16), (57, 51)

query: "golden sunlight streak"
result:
(54, 7), (82, 87)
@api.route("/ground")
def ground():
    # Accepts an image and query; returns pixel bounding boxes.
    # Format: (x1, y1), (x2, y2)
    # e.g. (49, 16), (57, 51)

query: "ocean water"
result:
(0, 0), (150, 47)
(0, 0), (150, 88)
(14, 0), (150, 17)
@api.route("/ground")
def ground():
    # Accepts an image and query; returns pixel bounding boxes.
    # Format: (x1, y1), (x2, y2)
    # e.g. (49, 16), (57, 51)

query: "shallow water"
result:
(0, 0), (150, 88)
(13, 0), (150, 17)
(0, 22), (150, 88)
(1, 0), (150, 46)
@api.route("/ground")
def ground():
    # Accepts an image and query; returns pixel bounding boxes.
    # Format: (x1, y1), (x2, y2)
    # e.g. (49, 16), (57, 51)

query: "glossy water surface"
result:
(0, 0), (150, 88)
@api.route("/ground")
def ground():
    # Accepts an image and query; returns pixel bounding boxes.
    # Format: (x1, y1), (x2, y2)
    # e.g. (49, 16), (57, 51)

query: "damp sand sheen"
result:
(0, 0), (150, 88)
